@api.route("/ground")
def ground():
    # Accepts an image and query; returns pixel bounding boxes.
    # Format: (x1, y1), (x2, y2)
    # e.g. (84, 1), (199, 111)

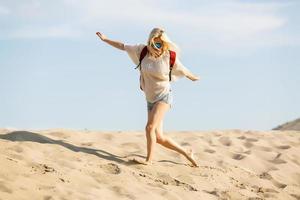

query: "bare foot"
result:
(131, 158), (153, 166)
(185, 149), (199, 167)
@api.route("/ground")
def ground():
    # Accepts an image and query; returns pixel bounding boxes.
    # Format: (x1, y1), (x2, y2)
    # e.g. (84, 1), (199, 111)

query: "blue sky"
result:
(0, 0), (299, 131)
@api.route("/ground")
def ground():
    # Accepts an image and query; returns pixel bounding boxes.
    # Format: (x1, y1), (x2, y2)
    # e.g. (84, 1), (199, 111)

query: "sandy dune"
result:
(0, 128), (300, 200)
(273, 118), (300, 131)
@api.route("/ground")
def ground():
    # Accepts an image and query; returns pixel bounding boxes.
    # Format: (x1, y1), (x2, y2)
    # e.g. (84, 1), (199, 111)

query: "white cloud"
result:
(10, 25), (82, 39)
(60, 0), (289, 45)
(1, 0), (298, 51)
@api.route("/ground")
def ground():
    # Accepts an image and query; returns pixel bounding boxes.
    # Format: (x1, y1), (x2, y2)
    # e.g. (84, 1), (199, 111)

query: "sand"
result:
(0, 128), (300, 200)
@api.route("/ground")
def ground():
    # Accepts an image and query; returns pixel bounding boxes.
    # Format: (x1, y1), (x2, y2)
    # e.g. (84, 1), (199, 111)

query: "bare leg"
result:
(145, 102), (170, 163)
(155, 120), (199, 167)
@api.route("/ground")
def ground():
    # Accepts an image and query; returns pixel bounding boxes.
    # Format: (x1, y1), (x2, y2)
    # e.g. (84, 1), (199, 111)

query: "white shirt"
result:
(124, 43), (191, 103)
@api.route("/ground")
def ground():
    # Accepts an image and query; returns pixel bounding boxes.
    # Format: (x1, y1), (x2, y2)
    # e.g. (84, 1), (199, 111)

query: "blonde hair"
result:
(147, 27), (181, 57)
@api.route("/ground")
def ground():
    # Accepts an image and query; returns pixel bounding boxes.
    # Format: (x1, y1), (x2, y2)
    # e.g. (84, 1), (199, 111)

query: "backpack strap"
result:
(135, 46), (148, 70)
(169, 50), (176, 81)
(135, 46), (148, 91)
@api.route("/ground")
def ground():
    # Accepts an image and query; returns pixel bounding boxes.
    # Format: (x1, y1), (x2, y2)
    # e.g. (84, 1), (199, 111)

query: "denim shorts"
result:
(147, 91), (173, 112)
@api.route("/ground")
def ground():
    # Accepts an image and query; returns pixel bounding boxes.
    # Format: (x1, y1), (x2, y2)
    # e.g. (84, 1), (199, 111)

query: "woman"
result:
(96, 27), (199, 167)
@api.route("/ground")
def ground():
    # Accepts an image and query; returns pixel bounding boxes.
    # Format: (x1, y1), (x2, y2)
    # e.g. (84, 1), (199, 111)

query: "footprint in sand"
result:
(272, 180), (287, 189)
(43, 196), (53, 200)
(237, 135), (246, 140)
(243, 150), (251, 154)
(267, 166), (279, 171)
(259, 172), (273, 180)
(269, 158), (287, 164)
(264, 188), (279, 193)
(6, 157), (18, 163)
(155, 172), (198, 191)
(243, 141), (254, 149)
(251, 185), (280, 195)
(219, 137), (232, 146)
(268, 153), (287, 164)
(231, 153), (246, 160)
(245, 138), (259, 142)
(202, 189), (229, 199)
(258, 172), (287, 189)
(134, 171), (198, 191)
(290, 193), (300, 200)
(37, 185), (55, 190)
(31, 164), (56, 174)
(259, 189), (280, 199)
(204, 149), (216, 154)
(275, 145), (291, 150)
(99, 163), (121, 174)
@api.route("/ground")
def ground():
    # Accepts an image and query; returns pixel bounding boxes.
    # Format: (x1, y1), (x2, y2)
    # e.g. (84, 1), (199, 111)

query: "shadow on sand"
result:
(0, 130), (126, 164)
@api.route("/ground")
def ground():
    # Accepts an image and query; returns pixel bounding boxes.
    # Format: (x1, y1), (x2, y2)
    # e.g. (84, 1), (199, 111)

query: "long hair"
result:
(147, 27), (181, 57)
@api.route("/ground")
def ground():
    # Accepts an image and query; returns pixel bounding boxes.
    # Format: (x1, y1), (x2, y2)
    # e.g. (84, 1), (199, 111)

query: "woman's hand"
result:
(185, 71), (200, 81)
(189, 75), (200, 81)
(96, 32), (107, 41)
(96, 32), (125, 50)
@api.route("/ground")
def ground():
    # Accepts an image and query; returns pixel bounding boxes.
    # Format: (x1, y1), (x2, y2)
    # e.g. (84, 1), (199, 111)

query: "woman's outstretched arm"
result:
(96, 32), (125, 51)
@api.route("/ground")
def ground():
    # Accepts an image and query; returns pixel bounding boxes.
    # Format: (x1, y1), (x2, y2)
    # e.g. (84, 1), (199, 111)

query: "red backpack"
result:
(134, 46), (176, 90)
